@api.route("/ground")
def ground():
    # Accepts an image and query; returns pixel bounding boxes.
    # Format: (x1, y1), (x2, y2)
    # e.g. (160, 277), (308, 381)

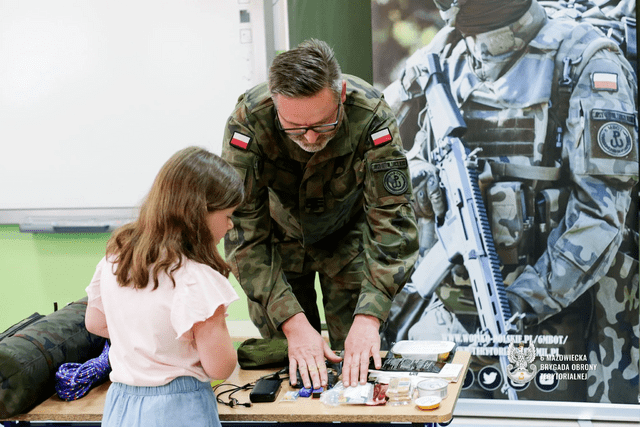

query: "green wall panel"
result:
(0, 225), (110, 331)
(288, 0), (373, 84)
(0, 225), (251, 332)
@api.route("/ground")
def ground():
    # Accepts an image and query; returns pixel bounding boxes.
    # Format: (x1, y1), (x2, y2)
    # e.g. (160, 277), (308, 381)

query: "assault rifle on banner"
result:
(408, 53), (519, 400)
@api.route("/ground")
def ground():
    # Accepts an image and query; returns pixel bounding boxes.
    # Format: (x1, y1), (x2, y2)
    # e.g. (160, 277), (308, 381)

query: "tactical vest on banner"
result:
(434, 18), (560, 288)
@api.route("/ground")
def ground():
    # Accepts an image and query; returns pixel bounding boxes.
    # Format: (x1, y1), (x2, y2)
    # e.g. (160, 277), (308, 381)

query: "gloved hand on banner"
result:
(506, 293), (537, 333)
(411, 162), (444, 220)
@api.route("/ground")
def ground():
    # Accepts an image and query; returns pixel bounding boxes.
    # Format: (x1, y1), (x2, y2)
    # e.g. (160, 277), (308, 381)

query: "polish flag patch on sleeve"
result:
(371, 128), (392, 146)
(592, 72), (618, 91)
(230, 132), (251, 150)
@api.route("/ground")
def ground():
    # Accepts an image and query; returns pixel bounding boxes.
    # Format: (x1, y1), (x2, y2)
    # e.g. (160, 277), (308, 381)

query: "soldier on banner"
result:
(382, 0), (638, 403)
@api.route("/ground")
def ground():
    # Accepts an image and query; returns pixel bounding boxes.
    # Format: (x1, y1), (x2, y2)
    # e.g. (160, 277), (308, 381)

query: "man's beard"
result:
(289, 128), (338, 153)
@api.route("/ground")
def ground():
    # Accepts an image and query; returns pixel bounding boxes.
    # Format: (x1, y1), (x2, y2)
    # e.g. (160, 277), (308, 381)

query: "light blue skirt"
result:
(102, 376), (221, 427)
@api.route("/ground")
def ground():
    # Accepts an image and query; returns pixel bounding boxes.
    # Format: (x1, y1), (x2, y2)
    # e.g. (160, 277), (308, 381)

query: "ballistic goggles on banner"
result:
(433, 0), (468, 26)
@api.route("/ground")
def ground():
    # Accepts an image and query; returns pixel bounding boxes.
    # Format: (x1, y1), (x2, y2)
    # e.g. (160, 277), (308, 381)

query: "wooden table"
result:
(2, 351), (470, 426)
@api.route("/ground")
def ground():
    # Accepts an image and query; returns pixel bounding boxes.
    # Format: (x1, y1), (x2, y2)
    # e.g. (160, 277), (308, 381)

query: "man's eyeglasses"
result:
(276, 104), (341, 136)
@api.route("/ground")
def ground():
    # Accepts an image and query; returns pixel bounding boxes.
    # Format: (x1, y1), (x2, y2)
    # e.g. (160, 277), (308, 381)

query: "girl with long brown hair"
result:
(85, 146), (244, 427)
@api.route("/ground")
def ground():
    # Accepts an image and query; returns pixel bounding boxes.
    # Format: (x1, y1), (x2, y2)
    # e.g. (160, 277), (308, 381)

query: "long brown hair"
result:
(106, 146), (244, 289)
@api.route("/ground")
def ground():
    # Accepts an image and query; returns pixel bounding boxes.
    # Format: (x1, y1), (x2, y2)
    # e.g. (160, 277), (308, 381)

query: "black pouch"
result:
(237, 338), (288, 369)
(249, 377), (282, 403)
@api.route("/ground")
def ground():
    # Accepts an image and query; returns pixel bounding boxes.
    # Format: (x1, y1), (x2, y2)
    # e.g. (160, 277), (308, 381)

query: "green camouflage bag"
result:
(0, 297), (106, 419)
(237, 338), (288, 369)
(0, 313), (44, 341)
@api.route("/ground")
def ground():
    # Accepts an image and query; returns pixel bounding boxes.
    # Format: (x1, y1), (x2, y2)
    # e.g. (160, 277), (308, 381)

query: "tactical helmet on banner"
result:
(434, 0), (534, 35)
(433, 0), (468, 26)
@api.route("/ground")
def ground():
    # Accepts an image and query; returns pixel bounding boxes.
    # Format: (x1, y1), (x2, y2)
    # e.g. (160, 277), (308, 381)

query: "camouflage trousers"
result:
(586, 249), (639, 404)
(247, 250), (365, 351)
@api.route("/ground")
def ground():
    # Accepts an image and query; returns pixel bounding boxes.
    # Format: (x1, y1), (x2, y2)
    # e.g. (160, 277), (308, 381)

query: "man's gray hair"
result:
(268, 39), (342, 102)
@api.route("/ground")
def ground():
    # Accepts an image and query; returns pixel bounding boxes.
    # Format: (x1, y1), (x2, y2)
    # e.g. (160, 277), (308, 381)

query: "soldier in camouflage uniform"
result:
(221, 39), (419, 390)
(382, 0), (638, 403)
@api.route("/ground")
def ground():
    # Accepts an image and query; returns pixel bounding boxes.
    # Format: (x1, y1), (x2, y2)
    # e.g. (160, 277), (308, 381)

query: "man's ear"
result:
(341, 80), (347, 103)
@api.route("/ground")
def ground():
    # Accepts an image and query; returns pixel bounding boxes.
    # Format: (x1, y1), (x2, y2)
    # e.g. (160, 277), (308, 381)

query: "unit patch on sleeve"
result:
(371, 128), (392, 146)
(591, 109), (635, 159)
(230, 132), (251, 150)
(597, 122), (633, 157)
(383, 169), (409, 195)
(591, 72), (618, 91)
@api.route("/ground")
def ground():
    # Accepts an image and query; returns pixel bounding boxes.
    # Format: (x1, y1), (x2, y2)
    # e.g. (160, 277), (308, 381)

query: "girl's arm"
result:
(193, 304), (237, 380)
(85, 304), (110, 338)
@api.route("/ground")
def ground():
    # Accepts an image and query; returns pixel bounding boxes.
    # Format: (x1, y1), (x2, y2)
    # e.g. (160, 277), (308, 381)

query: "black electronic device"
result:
(288, 361), (342, 389)
(249, 377), (282, 403)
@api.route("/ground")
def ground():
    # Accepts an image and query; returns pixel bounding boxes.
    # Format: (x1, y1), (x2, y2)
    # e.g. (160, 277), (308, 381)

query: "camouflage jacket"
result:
(390, 1), (638, 323)
(221, 75), (419, 329)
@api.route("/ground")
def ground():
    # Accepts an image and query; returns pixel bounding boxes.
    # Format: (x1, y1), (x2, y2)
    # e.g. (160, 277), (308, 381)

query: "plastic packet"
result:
(365, 382), (389, 406)
(319, 381), (374, 406)
(279, 390), (299, 402)
(390, 340), (456, 362)
(386, 376), (413, 406)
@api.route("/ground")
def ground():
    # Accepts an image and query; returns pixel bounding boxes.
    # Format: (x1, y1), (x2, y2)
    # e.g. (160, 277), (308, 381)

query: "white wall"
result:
(0, 0), (268, 224)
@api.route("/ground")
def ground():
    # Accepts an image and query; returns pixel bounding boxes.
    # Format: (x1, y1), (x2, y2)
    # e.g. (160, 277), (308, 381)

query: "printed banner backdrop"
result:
(372, 0), (639, 405)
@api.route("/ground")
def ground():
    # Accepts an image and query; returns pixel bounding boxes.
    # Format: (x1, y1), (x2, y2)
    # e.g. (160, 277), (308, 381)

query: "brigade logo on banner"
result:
(597, 122), (633, 157)
(507, 341), (538, 385)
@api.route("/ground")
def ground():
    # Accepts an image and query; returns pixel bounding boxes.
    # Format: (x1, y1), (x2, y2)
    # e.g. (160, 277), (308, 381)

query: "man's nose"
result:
(304, 129), (319, 144)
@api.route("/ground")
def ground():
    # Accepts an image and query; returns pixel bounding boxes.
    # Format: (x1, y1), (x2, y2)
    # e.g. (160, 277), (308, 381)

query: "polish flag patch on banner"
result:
(371, 128), (392, 146)
(230, 132), (251, 150)
(592, 72), (618, 91)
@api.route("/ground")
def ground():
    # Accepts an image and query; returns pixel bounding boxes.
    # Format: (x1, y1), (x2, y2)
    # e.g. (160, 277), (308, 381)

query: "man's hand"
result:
(281, 313), (341, 390)
(341, 314), (381, 387)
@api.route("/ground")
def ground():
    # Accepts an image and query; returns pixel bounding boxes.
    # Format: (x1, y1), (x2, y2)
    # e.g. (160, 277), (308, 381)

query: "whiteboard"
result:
(0, 0), (266, 226)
